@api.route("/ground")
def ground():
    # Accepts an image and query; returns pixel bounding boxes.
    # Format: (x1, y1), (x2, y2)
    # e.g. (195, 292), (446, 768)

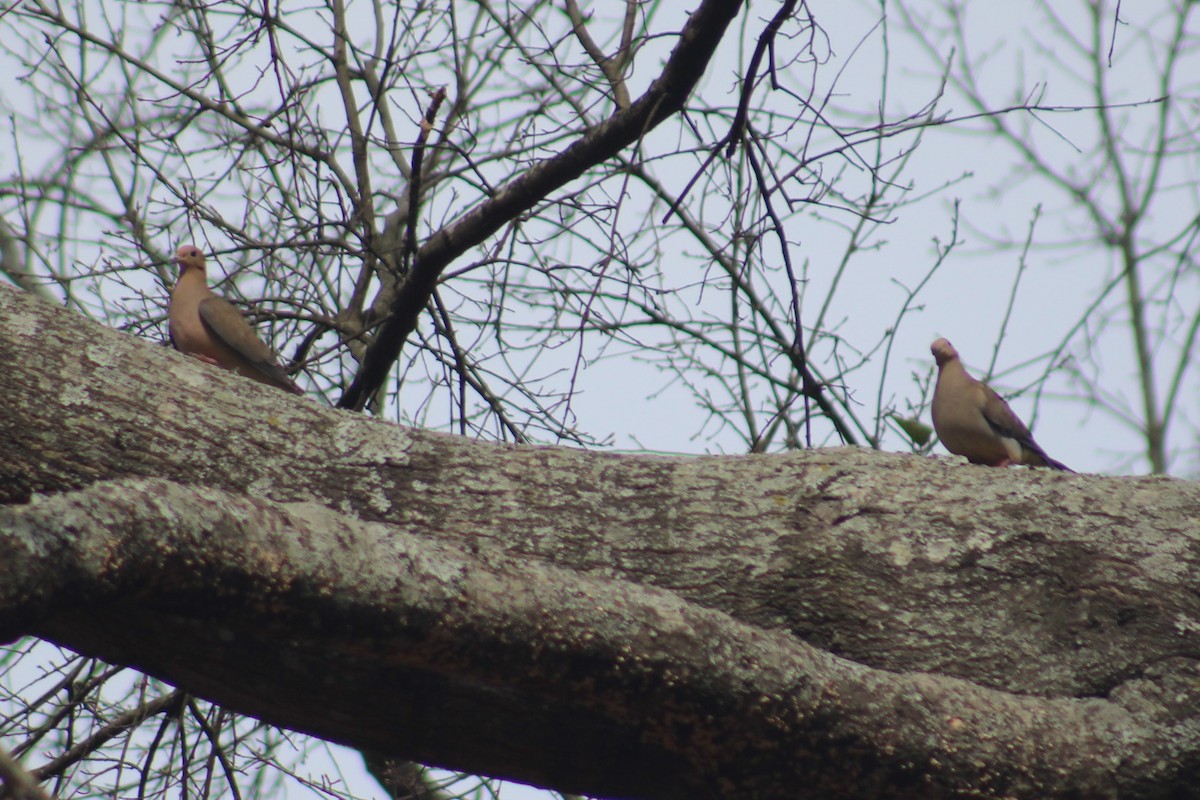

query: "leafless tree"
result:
(894, 0), (1200, 474)
(1, 0), (1195, 798)
(0, 0), (977, 450)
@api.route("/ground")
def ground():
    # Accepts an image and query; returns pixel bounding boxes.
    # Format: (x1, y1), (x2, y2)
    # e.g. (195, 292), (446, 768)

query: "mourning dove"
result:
(930, 338), (1071, 471)
(168, 245), (303, 395)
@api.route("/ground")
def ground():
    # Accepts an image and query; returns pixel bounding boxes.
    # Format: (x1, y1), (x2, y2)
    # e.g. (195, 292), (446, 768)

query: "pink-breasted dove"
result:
(168, 245), (303, 395)
(930, 338), (1071, 471)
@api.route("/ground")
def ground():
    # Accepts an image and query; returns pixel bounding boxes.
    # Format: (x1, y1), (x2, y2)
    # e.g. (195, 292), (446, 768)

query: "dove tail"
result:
(1042, 456), (1074, 473)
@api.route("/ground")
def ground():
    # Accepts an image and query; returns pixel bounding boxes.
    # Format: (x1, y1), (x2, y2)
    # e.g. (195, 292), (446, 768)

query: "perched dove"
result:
(168, 245), (303, 395)
(930, 338), (1071, 471)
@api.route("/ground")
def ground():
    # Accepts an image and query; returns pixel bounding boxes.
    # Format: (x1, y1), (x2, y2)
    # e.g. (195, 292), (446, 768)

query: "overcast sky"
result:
(553, 0), (1196, 479)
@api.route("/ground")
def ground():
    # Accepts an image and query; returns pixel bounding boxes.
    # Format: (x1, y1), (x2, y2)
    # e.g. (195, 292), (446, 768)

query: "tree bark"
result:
(2, 281), (1200, 799)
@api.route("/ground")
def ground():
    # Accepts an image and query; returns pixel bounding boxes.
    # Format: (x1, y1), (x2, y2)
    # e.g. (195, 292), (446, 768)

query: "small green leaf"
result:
(891, 414), (934, 447)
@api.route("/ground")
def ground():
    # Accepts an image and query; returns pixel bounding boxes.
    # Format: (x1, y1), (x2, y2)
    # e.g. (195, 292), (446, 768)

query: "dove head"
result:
(173, 245), (207, 276)
(930, 337), (960, 367)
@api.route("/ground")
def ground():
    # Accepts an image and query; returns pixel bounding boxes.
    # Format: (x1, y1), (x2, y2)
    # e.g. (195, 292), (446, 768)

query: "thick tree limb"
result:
(4, 476), (1198, 800)
(4, 283), (1200, 798)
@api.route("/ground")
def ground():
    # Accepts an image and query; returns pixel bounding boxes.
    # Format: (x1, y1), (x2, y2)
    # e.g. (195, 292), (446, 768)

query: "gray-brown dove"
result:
(930, 338), (1071, 471)
(168, 245), (303, 395)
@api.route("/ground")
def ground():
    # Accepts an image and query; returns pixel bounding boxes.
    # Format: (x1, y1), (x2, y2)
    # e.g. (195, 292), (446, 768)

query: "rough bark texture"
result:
(3, 281), (1200, 799)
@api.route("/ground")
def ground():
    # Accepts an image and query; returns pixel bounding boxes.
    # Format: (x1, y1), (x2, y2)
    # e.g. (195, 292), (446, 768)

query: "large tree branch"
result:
(5, 477), (1197, 800)
(3, 283), (1200, 798)
(336, 0), (747, 411)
